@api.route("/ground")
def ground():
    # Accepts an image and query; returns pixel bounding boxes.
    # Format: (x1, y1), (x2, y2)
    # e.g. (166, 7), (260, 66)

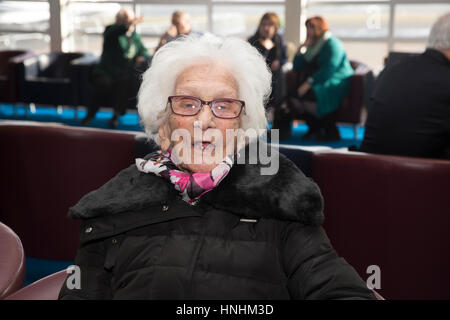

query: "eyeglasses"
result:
(167, 95), (245, 119)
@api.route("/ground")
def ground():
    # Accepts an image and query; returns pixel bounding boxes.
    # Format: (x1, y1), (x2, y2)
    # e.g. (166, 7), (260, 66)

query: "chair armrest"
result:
(69, 54), (99, 82)
(9, 52), (39, 65)
(70, 53), (99, 67)
(11, 53), (41, 79)
(69, 53), (99, 82)
(24, 77), (71, 84)
(350, 60), (372, 76)
(4, 270), (67, 300)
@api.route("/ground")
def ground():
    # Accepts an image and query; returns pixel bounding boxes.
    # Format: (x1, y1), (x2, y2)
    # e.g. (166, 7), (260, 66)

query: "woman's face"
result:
(306, 24), (316, 40)
(158, 63), (242, 173)
(175, 15), (191, 35)
(259, 19), (276, 40)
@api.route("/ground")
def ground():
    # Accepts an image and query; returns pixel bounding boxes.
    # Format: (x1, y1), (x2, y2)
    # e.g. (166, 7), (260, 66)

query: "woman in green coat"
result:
(287, 16), (354, 141)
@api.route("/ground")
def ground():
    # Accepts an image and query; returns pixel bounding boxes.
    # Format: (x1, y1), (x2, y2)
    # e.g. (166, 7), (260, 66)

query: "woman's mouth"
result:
(194, 141), (215, 152)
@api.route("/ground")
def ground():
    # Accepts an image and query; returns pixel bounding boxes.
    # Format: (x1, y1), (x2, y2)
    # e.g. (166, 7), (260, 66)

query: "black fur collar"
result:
(69, 146), (324, 226)
(203, 150), (324, 226)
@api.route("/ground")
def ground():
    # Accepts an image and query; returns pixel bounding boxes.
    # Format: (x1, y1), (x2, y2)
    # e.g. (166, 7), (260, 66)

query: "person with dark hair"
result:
(248, 12), (287, 108)
(278, 16), (353, 141)
(81, 8), (150, 129)
(359, 13), (450, 159)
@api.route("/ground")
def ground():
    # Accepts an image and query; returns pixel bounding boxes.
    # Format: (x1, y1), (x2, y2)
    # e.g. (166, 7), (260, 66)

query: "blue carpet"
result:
(276, 121), (363, 149)
(2, 103), (364, 287)
(25, 257), (73, 286)
(0, 103), (144, 132)
(0, 103), (364, 148)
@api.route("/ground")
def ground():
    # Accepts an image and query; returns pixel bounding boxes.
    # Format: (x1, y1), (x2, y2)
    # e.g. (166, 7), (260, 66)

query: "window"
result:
(392, 41), (426, 53)
(303, 0), (450, 71)
(341, 41), (388, 73)
(67, 1), (284, 54)
(212, 4), (284, 38)
(67, 2), (128, 55)
(306, 3), (390, 39)
(0, 0), (448, 71)
(305, 1), (390, 70)
(0, 0), (50, 52)
(0, 1), (49, 32)
(394, 3), (450, 39)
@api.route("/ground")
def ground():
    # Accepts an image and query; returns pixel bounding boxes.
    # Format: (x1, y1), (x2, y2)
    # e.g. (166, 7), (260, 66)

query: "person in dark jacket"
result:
(59, 35), (376, 300)
(248, 12), (287, 108)
(275, 16), (353, 141)
(360, 13), (450, 159)
(81, 8), (150, 129)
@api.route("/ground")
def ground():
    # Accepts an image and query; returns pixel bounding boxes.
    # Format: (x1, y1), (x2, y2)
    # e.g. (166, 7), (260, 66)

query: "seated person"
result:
(81, 8), (150, 129)
(59, 35), (376, 300)
(360, 13), (450, 160)
(276, 16), (353, 141)
(155, 11), (200, 52)
(248, 12), (287, 108)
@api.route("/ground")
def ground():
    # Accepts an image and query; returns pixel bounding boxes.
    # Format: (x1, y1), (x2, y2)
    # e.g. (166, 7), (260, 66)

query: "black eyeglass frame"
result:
(167, 95), (246, 119)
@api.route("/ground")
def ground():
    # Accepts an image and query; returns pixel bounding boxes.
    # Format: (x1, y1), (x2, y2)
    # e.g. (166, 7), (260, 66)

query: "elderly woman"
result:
(58, 35), (375, 300)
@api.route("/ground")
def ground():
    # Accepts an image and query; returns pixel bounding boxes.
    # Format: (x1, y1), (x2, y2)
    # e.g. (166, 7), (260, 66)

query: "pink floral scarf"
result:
(135, 149), (233, 204)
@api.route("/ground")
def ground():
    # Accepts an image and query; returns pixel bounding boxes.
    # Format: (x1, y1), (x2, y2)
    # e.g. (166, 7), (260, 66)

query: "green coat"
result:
(293, 37), (353, 117)
(95, 24), (150, 78)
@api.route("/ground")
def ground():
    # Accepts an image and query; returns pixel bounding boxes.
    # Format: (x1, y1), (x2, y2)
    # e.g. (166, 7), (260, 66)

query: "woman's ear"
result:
(158, 123), (171, 151)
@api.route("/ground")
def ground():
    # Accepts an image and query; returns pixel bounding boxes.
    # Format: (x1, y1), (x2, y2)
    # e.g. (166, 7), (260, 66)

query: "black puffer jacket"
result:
(58, 149), (375, 300)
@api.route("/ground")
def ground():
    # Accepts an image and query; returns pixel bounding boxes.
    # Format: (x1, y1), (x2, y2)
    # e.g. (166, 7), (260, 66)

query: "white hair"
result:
(137, 34), (272, 145)
(427, 12), (450, 51)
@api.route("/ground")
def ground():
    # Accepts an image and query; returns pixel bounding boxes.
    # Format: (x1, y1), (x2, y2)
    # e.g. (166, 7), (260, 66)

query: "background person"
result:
(81, 8), (150, 129)
(248, 12), (287, 109)
(154, 10), (199, 52)
(59, 35), (376, 300)
(359, 13), (450, 159)
(277, 16), (353, 141)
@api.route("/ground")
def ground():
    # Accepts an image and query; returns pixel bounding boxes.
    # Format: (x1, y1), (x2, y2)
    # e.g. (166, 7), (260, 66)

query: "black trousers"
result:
(273, 83), (338, 139)
(269, 69), (284, 107)
(272, 81), (318, 139)
(86, 71), (134, 119)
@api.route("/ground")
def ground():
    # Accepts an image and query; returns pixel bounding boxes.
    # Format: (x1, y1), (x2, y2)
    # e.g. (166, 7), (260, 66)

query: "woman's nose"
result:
(195, 103), (215, 129)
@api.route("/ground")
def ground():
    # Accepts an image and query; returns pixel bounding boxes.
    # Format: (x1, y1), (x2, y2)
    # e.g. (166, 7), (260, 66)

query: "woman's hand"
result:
(271, 60), (280, 72)
(296, 37), (314, 54)
(297, 82), (311, 97)
(132, 16), (144, 25)
(260, 38), (274, 50)
(135, 56), (146, 65)
(125, 16), (143, 35)
(166, 24), (178, 37)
